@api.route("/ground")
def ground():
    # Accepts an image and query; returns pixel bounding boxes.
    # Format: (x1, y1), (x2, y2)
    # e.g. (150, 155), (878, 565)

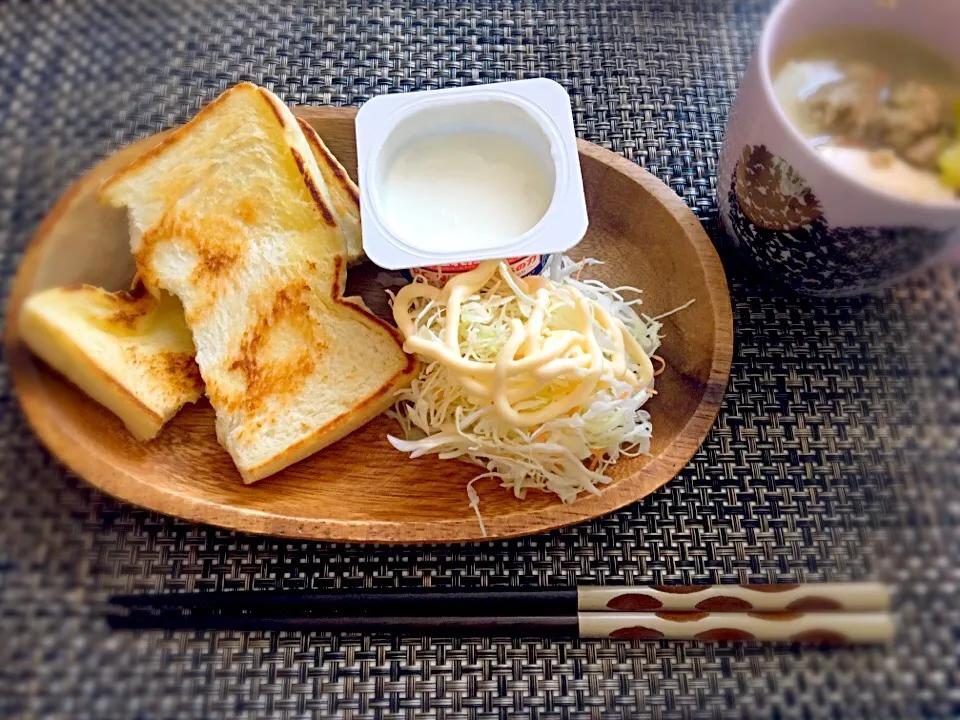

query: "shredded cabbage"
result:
(387, 256), (683, 532)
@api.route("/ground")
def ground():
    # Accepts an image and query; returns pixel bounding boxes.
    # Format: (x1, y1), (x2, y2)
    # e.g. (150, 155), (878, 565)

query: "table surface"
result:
(1, 1), (958, 718)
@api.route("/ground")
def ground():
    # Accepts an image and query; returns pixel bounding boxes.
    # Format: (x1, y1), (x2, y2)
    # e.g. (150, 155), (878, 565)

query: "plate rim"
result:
(5, 105), (734, 543)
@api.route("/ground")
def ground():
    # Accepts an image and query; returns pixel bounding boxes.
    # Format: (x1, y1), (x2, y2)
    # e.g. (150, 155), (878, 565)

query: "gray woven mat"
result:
(1, 1), (958, 718)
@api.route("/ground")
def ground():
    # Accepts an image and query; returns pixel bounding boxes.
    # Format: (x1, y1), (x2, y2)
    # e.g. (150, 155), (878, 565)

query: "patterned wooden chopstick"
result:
(107, 610), (894, 644)
(112, 582), (891, 616)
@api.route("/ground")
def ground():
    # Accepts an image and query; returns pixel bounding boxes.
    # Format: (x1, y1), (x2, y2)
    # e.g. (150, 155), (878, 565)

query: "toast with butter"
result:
(299, 118), (363, 264)
(19, 285), (203, 441)
(99, 82), (416, 482)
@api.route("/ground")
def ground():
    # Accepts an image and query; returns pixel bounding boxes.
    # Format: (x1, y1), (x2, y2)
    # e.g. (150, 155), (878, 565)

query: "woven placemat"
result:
(1, 1), (958, 718)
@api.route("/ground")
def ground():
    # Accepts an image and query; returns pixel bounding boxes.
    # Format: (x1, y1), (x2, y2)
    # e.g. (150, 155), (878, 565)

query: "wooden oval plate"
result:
(5, 106), (733, 543)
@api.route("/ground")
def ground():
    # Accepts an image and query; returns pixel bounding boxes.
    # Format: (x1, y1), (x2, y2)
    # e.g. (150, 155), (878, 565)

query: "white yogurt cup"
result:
(355, 79), (588, 275)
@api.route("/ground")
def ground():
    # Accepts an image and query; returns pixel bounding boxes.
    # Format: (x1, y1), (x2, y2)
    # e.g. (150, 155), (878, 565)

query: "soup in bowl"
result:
(773, 28), (960, 204)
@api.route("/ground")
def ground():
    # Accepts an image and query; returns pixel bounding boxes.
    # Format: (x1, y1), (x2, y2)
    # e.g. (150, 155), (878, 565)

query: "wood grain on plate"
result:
(4, 106), (733, 543)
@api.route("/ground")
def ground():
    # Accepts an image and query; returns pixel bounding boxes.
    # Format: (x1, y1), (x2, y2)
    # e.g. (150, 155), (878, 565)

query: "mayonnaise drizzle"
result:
(393, 260), (655, 428)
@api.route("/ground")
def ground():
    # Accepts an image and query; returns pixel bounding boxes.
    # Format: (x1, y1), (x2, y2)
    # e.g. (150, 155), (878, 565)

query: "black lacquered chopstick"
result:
(105, 608), (895, 644)
(109, 587), (576, 614)
(109, 587), (577, 616)
(109, 582), (890, 615)
(107, 612), (578, 636)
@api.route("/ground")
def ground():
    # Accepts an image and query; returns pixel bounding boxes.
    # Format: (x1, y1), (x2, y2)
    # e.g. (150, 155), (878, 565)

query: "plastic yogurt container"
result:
(355, 79), (588, 283)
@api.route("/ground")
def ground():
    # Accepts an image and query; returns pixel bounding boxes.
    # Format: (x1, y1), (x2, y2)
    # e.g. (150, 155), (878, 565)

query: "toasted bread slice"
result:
(99, 83), (416, 482)
(298, 118), (363, 265)
(19, 285), (203, 441)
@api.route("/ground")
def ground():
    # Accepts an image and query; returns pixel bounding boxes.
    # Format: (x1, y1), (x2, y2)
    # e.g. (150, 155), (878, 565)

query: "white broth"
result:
(772, 28), (960, 202)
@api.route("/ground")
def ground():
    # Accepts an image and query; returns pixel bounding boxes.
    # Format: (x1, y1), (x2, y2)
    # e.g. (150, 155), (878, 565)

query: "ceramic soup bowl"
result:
(718, 0), (960, 297)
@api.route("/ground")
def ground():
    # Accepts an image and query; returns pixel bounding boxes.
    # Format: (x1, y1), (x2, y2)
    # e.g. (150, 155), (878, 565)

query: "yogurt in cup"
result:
(355, 79), (588, 282)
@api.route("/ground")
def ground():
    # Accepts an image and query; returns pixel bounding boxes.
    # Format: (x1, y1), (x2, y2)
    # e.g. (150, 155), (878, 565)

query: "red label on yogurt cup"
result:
(407, 255), (546, 286)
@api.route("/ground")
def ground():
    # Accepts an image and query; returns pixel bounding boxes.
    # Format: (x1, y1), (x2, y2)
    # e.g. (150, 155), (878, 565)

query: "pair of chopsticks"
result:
(107, 582), (894, 644)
